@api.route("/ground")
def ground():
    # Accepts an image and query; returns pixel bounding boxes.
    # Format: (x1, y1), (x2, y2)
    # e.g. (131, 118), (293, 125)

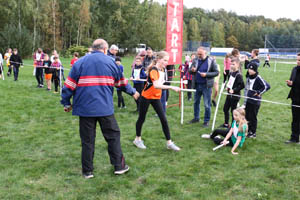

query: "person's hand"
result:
(229, 89), (234, 94)
(191, 67), (196, 72)
(223, 71), (226, 75)
(200, 73), (206, 77)
(221, 140), (228, 145)
(286, 80), (293, 86)
(172, 86), (181, 92)
(64, 105), (72, 112)
(130, 77), (133, 81)
(133, 91), (140, 100)
(231, 151), (238, 155)
(245, 56), (249, 61)
(183, 75), (186, 79)
(254, 93), (261, 97)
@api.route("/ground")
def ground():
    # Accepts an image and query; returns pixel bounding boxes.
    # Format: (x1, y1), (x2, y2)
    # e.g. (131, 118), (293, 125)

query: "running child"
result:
(133, 51), (181, 151)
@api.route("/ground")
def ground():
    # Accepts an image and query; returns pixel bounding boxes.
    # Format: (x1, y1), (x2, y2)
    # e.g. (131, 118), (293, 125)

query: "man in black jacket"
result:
(142, 47), (155, 69)
(9, 48), (23, 81)
(285, 53), (300, 144)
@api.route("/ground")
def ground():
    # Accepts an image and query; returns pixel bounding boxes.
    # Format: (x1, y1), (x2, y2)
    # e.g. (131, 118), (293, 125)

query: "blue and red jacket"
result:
(61, 51), (136, 117)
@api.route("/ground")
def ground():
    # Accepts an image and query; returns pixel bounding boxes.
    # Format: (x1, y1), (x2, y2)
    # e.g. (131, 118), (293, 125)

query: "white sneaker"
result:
(201, 134), (211, 139)
(167, 142), (181, 151)
(133, 140), (146, 149)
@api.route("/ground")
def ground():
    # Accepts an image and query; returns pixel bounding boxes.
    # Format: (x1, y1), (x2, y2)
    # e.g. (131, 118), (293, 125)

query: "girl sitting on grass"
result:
(210, 107), (248, 155)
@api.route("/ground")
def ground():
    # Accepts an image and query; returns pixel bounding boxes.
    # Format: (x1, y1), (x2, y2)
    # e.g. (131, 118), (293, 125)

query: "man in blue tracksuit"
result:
(61, 39), (139, 178)
(188, 47), (219, 127)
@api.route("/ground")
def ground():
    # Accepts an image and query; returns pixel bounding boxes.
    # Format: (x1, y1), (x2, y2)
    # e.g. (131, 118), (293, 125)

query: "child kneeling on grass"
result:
(210, 107), (248, 155)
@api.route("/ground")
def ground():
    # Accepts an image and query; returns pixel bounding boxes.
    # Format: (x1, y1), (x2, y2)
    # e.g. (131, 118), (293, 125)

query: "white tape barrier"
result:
(9, 61), (70, 71)
(222, 92), (300, 108)
(130, 78), (188, 84)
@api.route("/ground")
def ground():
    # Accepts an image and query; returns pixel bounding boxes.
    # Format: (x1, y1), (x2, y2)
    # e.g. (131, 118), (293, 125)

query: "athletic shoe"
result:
(188, 98), (192, 101)
(114, 165), (130, 175)
(188, 118), (199, 124)
(247, 132), (256, 138)
(219, 124), (229, 128)
(40, 84), (44, 88)
(201, 134), (211, 139)
(167, 142), (181, 151)
(122, 106), (127, 109)
(285, 140), (300, 144)
(203, 122), (209, 127)
(82, 172), (94, 179)
(133, 140), (146, 149)
(212, 100), (216, 107)
(53, 91), (58, 94)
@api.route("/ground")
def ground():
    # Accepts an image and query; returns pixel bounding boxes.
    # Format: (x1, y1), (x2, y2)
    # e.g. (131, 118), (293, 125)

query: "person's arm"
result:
(231, 136), (242, 155)
(232, 74), (245, 93)
(153, 79), (181, 92)
(286, 68), (295, 87)
(222, 128), (233, 144)
(205, 59), (219, 78)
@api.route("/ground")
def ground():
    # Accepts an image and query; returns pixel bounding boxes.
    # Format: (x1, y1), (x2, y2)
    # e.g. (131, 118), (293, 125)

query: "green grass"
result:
(0, 56), (300, 200)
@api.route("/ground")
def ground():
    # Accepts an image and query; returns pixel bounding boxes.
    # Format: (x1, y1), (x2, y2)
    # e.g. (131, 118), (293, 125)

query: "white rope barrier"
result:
(211, 83), (226, 131)
(222, 92), (300, 108)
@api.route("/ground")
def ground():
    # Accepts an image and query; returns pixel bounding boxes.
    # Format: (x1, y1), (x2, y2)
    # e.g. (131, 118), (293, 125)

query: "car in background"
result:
(135, 44), (146, 53)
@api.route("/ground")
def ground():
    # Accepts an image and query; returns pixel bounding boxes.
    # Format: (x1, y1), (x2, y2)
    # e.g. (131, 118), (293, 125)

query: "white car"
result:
(135, 44), (146, 53)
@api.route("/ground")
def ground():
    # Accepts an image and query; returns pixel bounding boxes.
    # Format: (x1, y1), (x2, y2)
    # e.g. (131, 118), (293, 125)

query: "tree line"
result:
(0, 0), (299, 57)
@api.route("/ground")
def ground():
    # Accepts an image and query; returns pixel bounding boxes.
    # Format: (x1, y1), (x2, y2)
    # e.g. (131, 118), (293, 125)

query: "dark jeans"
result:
(223, 70), (230, 83)
(290, 101), (300, 142)
(133, 83), (144, 111)
(8, 65), (12, 75)
(117, 90), (125, 107)
(245, 102), (260, 134)
(210, 128), (234, 146)
(13, 66), (19, 80)
(79, 115), (126, 173)
(35, 67), (44, 85)
(223, 96), (239, 125)
(194, 83), (212, 122)
(136, 96), (171, 140)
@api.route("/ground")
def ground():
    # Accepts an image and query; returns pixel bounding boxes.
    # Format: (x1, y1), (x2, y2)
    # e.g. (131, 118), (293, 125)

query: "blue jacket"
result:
(132, 64), (147, 84)
(61, 51), (136, 117)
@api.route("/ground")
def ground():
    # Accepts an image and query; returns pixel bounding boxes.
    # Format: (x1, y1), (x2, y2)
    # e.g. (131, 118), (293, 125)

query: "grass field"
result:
(0, 56), (300, 200)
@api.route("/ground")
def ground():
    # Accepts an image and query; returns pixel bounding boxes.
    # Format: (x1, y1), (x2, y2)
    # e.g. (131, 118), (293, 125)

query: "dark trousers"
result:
(210, 128), (233, 146)
(35, 67), (44, 85)
(79, 115), (125, 173)
(133, 83), (144, 111)
(13, 66), (19, 80)
(223, 96), (239, 125)
(8, 65), (12, 75)
(52, 69), (60, 92)
(187, 80), (193, 100)
(136, 96), (171, 140)
(290, 101), (300, 142)
(245, 102), (260, 134)
(223, 70), (230, 83)
(117, 90), (125, 108)
(160, 89), (167, 114)
(263, 61), (270, 67)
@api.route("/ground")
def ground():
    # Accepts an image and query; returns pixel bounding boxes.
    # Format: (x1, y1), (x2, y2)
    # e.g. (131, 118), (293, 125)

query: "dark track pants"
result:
(79, 115), (125, 173)
(223, 96), (239, 125)
(245, 102), (260, 134)
(136, 97), (171, 140)
(210, 128), (234, 146)
(290, 101), (300, 142)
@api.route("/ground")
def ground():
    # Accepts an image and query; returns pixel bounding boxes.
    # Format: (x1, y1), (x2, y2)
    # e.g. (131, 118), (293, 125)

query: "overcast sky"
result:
(154, 0), (300, 21)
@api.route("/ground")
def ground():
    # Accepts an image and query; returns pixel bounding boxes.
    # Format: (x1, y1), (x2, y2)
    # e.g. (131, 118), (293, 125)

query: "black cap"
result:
(248, 62), (258, 72)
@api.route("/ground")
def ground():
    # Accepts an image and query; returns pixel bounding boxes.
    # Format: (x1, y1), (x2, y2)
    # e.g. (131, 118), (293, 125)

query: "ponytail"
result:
(146, 51), (168, 74)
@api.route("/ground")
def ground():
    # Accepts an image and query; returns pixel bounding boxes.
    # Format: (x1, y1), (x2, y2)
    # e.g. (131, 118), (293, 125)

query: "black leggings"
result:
(52, 69), (60, 92)
(136, 96), (171, 140)
(210, 128), (233, 146)
(117, 90), (125, 107)
(223, 70), (230, 83)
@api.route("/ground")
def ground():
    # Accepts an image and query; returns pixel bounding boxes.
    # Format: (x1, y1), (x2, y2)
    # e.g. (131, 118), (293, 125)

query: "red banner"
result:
(166, 0), (183, 65)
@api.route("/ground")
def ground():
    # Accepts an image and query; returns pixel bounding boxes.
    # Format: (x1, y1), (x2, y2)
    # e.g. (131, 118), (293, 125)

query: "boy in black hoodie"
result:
(221, 58), (245, 128)
(9, 48), (23, 81)
(245, 62), (270, 138)
(243, 49), (260, 106)
(285, 53), (300, 144)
